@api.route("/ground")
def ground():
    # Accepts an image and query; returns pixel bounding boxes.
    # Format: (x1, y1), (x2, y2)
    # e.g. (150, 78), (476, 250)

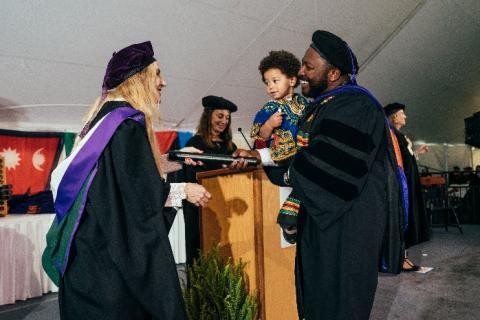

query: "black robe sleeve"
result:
(163, 207), (179, 232)
(87, 120), (186, 318)
(263, 166), (290, 187)
(289, 92), (387, 230)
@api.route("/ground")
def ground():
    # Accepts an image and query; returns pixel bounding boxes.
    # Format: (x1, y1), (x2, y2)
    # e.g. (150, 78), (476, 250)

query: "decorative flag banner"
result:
(63, 132), (77, 157)
(0, 129), (63, 196)
(177, 131), (194, 149)
(155, 131), (178, 154)
(0, 129), (191, 197)
(55, 132), (77, 165)
(155, 131), (194, 154)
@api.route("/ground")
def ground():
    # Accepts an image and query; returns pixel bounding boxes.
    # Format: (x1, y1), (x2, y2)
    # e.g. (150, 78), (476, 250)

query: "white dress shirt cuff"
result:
(165, 182), (187, 207)
(258, 148), (276, 166)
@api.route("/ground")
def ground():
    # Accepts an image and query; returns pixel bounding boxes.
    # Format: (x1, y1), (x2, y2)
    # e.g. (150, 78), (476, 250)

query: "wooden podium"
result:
(197, 167), (297, 320)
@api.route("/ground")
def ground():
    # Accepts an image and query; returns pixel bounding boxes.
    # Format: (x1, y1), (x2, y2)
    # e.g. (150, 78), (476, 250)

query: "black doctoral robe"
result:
(59, 102), (186, 320)
(395, 131), (430, 248)
(181, 135), (237, 265)
(272, 87), (404, 320)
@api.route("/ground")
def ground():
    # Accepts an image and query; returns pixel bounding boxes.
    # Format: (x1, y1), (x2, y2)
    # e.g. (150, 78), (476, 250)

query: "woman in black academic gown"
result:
(385, 102), (430, 271)
(182, 95), (238, 264)
(54, 42), (211, 319)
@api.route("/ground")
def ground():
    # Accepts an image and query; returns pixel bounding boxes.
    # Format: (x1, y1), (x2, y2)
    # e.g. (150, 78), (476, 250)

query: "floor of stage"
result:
(1, 226), (478, 320)
(370, 224), (480, 320)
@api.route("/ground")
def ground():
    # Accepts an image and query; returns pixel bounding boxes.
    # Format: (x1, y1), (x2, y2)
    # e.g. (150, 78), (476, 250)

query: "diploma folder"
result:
(168, 150), (259, 166)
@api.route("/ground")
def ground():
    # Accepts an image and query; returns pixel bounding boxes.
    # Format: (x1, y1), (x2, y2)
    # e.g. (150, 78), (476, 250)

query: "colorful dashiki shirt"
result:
(250, 94), (309, 162)
(276, 94), (336, 238)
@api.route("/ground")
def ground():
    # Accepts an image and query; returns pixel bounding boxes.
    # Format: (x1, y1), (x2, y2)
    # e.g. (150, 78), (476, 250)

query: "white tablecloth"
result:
(168, 208), (186, 264)
(0, 214), (58, 305)
(0, 209), (187, 305)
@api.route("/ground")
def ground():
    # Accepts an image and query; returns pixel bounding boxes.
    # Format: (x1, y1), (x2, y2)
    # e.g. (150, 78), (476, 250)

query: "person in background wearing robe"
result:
(385, 102), (430, 271)
(43, 41), (211, 319)
(181, 95), (238, 265)
(231, 30), (406, 319)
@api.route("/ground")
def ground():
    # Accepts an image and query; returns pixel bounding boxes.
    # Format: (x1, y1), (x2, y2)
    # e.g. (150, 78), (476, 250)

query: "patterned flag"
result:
(0, 129), (63, 196)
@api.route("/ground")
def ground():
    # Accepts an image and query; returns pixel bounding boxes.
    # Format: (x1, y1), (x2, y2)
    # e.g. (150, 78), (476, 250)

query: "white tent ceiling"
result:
(1, 0), (479, 143)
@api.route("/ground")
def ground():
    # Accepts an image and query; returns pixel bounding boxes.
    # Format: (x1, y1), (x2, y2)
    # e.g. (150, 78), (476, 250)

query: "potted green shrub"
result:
(183, 245), (258, 320)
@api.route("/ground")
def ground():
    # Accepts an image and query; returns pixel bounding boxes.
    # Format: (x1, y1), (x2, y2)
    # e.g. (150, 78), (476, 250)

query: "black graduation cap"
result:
(310, 30), (359, 76)
(384, 102), (405, 117)
(202, 95), (238, 112)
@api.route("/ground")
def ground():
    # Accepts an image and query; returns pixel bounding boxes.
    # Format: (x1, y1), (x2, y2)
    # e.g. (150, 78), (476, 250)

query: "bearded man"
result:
(233, 30), (405, 319)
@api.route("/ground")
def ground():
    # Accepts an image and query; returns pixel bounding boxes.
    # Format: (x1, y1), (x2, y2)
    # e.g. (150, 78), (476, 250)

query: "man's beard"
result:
(302, 73), (328, 98)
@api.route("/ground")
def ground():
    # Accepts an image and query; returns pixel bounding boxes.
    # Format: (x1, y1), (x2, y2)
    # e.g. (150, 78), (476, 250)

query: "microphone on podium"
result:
(237, 128), (253, 150)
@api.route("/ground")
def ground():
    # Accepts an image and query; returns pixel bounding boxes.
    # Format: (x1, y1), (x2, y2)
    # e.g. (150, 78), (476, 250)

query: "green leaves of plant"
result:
(183, 245), (258, 320)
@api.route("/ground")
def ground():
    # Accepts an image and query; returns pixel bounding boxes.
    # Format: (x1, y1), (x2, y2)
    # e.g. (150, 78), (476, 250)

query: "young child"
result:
(250, 50), (309, 243)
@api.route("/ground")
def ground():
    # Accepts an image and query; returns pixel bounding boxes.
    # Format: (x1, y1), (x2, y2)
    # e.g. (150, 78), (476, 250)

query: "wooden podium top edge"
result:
(196, 166), (260, 180)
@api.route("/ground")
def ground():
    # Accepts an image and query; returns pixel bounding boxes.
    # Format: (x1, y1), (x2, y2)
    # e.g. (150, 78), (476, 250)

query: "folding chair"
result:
(424, 183), (463, 234)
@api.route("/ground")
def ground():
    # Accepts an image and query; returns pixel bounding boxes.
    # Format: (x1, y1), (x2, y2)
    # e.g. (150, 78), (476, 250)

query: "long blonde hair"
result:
(82, 62), (163, 175)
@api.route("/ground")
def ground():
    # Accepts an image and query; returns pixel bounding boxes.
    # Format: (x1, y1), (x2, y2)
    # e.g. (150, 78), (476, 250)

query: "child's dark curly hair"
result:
(258, 50), (301, 87)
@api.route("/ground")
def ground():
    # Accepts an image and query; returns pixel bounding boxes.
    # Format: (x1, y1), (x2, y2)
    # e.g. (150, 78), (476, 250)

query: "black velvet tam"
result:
(384, 102), (405, 117)
(310, 30), (359, 75)
(202, 95), (238, 112)
(102, 41), (156, 90)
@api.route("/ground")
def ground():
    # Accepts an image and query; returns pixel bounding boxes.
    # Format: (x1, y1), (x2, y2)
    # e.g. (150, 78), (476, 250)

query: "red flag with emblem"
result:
(0, 130), (62, 196)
